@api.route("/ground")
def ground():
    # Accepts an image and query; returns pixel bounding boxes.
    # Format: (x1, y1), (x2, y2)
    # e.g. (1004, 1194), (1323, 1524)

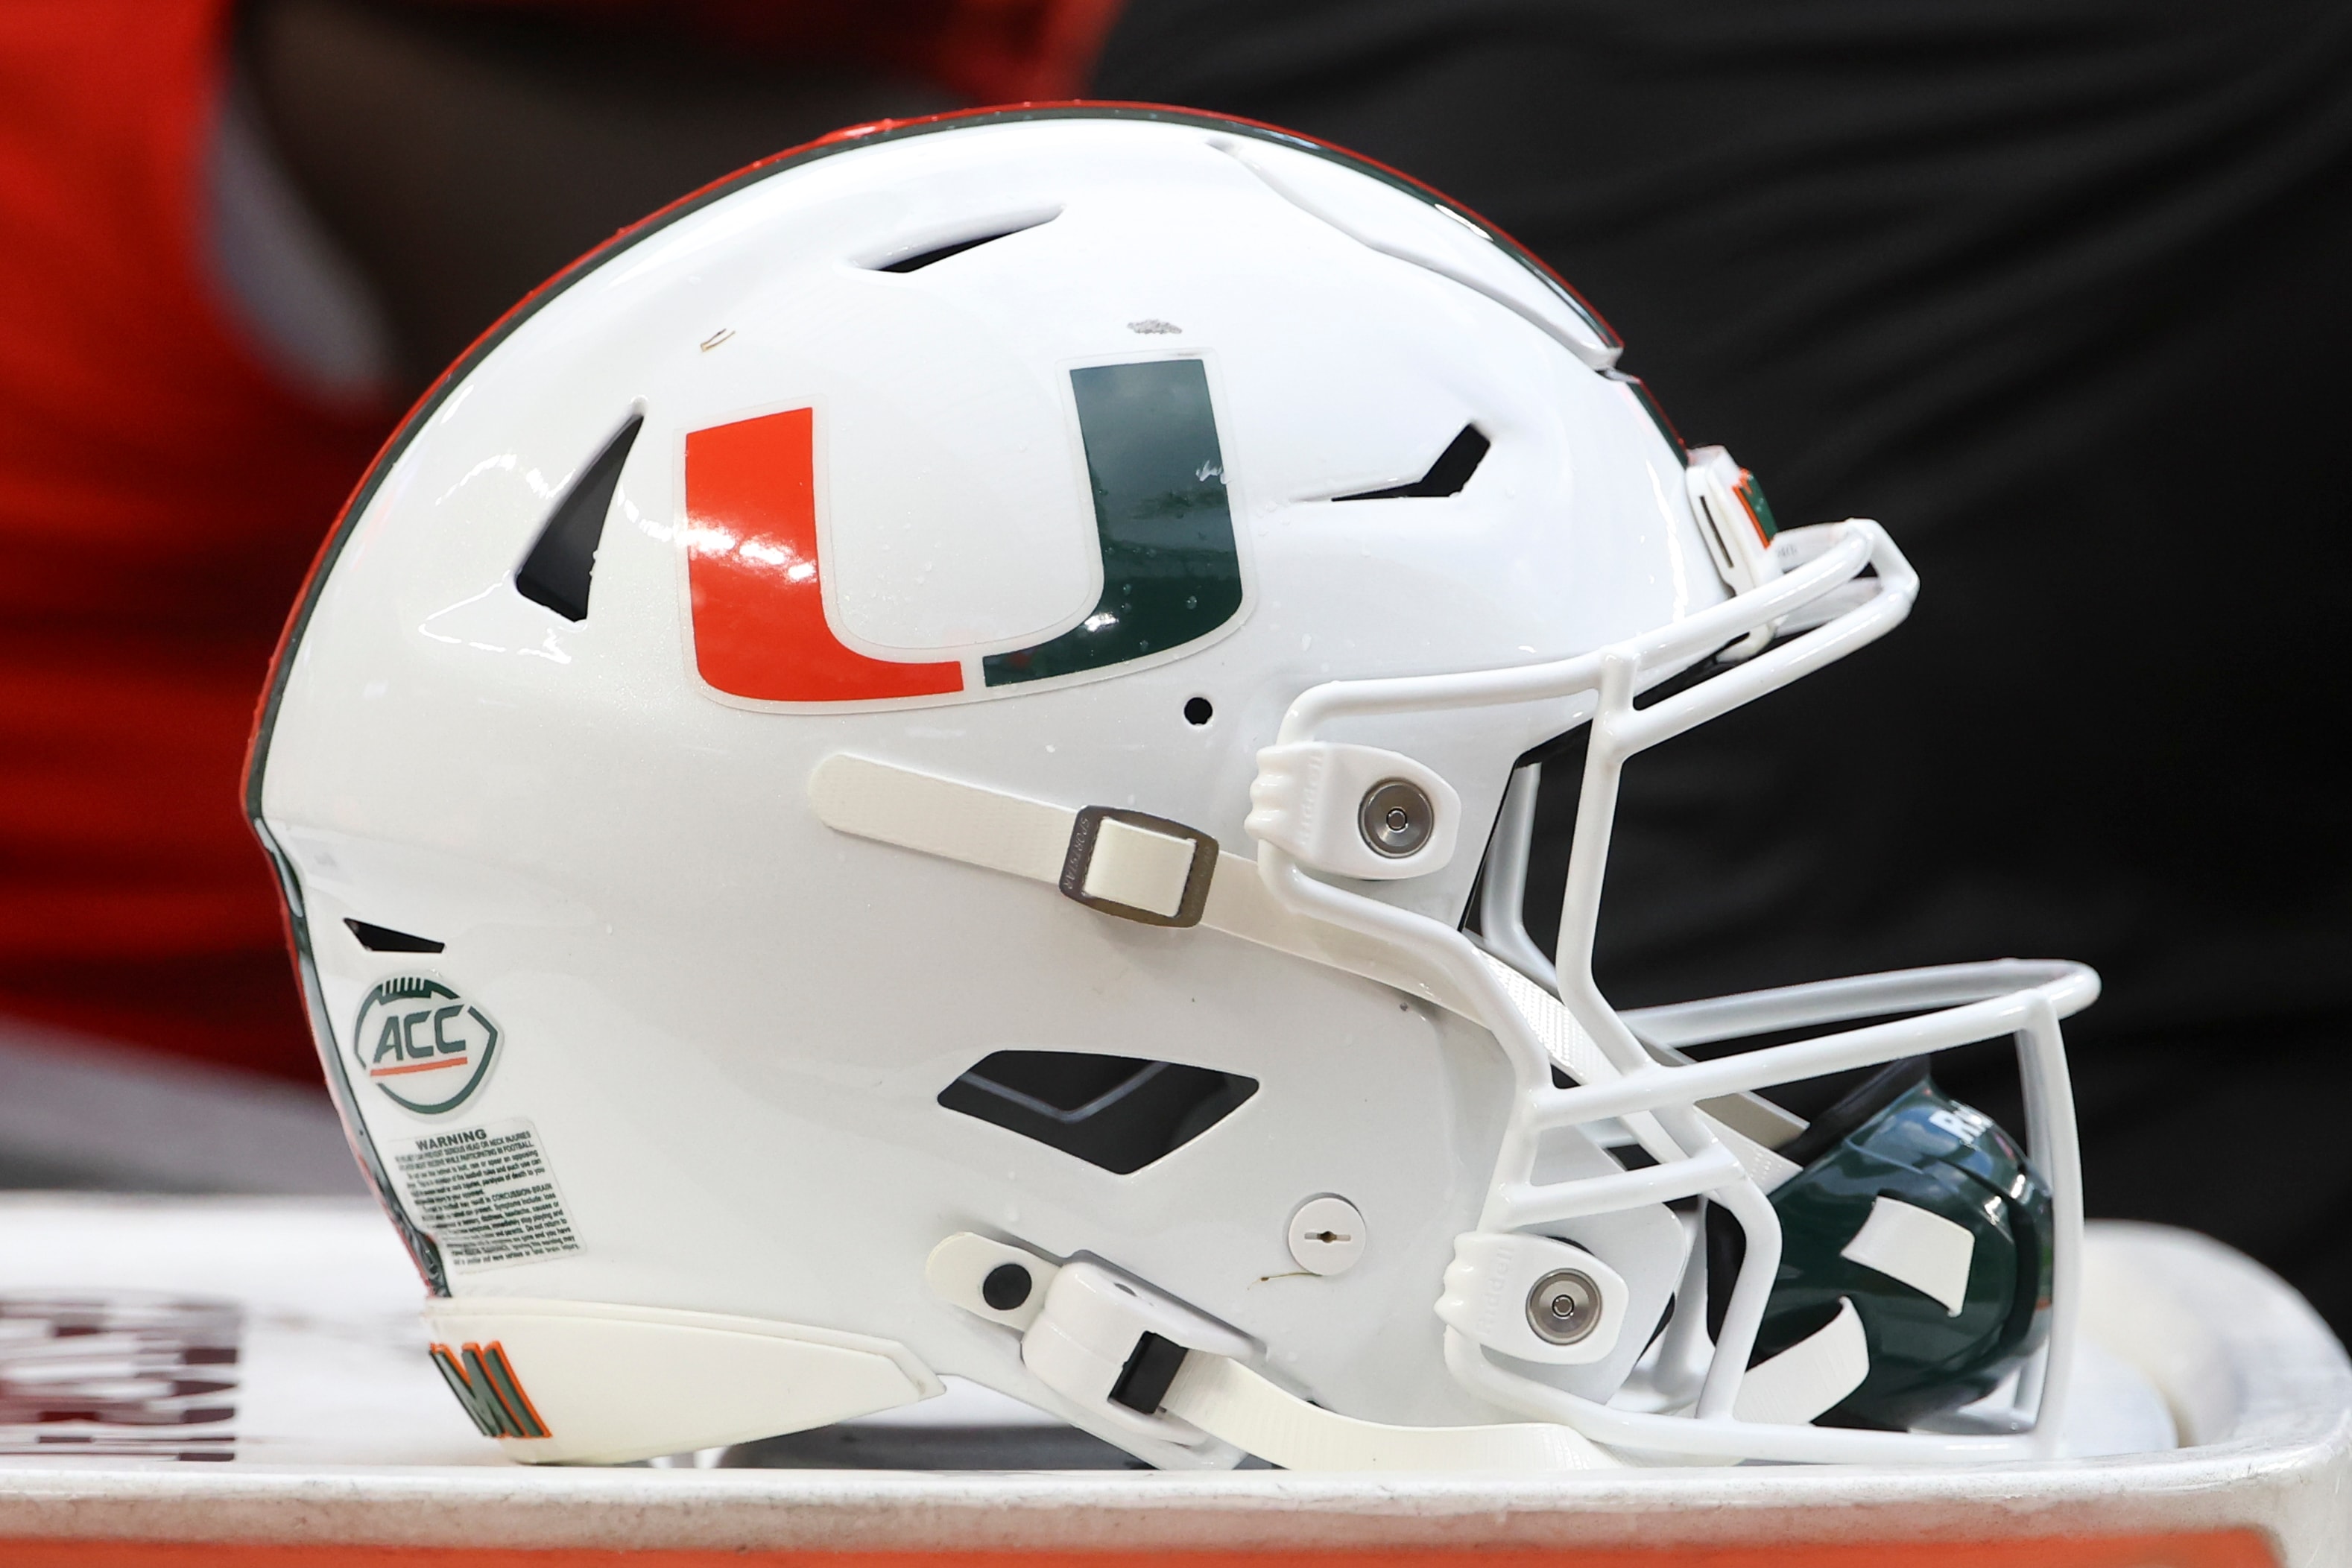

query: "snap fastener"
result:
(1358, 780), (1432, 858)
(1526, 1268), (1602, 1345)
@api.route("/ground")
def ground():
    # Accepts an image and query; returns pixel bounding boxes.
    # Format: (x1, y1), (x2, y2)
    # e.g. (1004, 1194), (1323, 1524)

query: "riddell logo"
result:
(353, 977), (500, 1116)
(429, 1340), (549, 1440)
(682, 358), (1245, 704)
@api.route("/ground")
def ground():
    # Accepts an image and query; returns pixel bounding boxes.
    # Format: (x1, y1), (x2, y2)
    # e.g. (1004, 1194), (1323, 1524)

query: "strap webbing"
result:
(1161, 1350), (1618, 1470)
(810, 751), (1072, 882)
(1731, 1297), (1869, 1424)
(1485, 949), (1804, 1188)
(809, 754), (1479, 1014)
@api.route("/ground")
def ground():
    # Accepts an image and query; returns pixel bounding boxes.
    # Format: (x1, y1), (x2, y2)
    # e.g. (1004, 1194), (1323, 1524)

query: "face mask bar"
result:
(1252, 519), (2092, 1464)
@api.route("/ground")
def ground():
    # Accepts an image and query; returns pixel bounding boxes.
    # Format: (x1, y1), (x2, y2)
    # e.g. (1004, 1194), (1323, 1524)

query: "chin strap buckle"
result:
(1059, 806), (1219, 927)
(1019, 1258), (1256, 1444)
(928, 1235), (1252, 1444)
(926, 1232), (1617, 1470)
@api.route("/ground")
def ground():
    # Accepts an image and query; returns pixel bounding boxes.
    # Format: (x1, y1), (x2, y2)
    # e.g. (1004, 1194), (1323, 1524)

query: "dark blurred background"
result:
(3, 1), (2348, 1327)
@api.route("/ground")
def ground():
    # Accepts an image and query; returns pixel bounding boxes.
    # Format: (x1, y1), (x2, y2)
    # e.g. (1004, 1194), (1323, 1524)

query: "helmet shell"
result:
(249, 107), (1718, 1456)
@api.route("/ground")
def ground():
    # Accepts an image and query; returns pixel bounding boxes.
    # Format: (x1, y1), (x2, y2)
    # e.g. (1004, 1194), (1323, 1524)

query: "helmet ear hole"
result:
(1183, 697), (1214, 726)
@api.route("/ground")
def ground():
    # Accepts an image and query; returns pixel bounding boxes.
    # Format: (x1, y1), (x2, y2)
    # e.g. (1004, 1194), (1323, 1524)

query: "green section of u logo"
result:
(984, 358), (1243, 686)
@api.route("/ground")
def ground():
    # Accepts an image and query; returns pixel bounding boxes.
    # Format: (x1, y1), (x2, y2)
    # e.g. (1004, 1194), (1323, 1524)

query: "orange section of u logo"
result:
(683, 407), (964, 703)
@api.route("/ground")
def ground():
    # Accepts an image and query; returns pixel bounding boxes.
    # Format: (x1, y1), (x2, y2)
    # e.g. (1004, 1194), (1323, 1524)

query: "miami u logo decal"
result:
(683, 358), (1244, 702)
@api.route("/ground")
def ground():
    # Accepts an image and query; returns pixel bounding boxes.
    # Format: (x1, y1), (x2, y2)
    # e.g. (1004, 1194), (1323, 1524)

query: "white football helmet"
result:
(248, 107), (2093, 1469)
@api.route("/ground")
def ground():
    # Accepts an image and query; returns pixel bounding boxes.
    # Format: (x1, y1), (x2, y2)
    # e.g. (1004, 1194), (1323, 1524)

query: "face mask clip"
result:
(1247, 742), (1461, 880)
(1686, 446), (1785, 660)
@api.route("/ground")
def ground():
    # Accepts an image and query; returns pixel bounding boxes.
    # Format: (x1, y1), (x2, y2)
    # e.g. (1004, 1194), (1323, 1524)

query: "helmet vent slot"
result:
(871, 213), (1058, 274)
(514, 414), (642, 622)
(344, 918), (444, 954)
(938, 1050), (1256, 1175)
(1335, 424), (1489, 500)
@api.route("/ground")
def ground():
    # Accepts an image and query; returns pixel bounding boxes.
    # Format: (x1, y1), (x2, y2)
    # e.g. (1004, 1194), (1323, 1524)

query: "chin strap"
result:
(1160, 1350), (1616, 1470)
(1479, 954), (1805, 1189)
(927, 1235), (1619, 1471)
(812, 752), (1804, 1174)
(809, 753), (1483, 1015)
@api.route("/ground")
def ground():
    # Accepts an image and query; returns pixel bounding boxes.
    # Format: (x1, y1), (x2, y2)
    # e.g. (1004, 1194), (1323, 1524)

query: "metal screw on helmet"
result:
(1526, 1268), (1602, 1346)
(1359, 780), (1434, 858)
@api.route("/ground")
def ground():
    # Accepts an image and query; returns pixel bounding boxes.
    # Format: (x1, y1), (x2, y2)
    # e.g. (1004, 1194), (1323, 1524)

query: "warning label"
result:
(393, 1120), (580, 1269)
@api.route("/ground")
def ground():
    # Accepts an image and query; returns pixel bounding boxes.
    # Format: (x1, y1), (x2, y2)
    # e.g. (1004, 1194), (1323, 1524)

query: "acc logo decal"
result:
(683, 357), (1245, 704)
(429, 1340), (550, 1439)
(354, 977), (500, 1116)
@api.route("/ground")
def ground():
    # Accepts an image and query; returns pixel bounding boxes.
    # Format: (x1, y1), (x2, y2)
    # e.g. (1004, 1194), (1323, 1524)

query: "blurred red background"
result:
(0, 1), (1112, 1081)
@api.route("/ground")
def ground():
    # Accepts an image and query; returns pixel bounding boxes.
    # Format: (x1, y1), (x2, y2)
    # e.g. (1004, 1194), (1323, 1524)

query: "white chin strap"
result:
(927, 1235), (1618, 1470)
(930, 1229), (1870, 1472)
(807, 750), (1796, 1174)
(1165, 1297), (1848, 1466)
(809, 751), (1486, 1012)
(1161, 1350), (1614, 1470)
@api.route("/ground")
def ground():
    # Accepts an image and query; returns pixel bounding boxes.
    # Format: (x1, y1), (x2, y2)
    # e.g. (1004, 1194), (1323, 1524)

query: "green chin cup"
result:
(1722, 1060), (2055, 1431)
